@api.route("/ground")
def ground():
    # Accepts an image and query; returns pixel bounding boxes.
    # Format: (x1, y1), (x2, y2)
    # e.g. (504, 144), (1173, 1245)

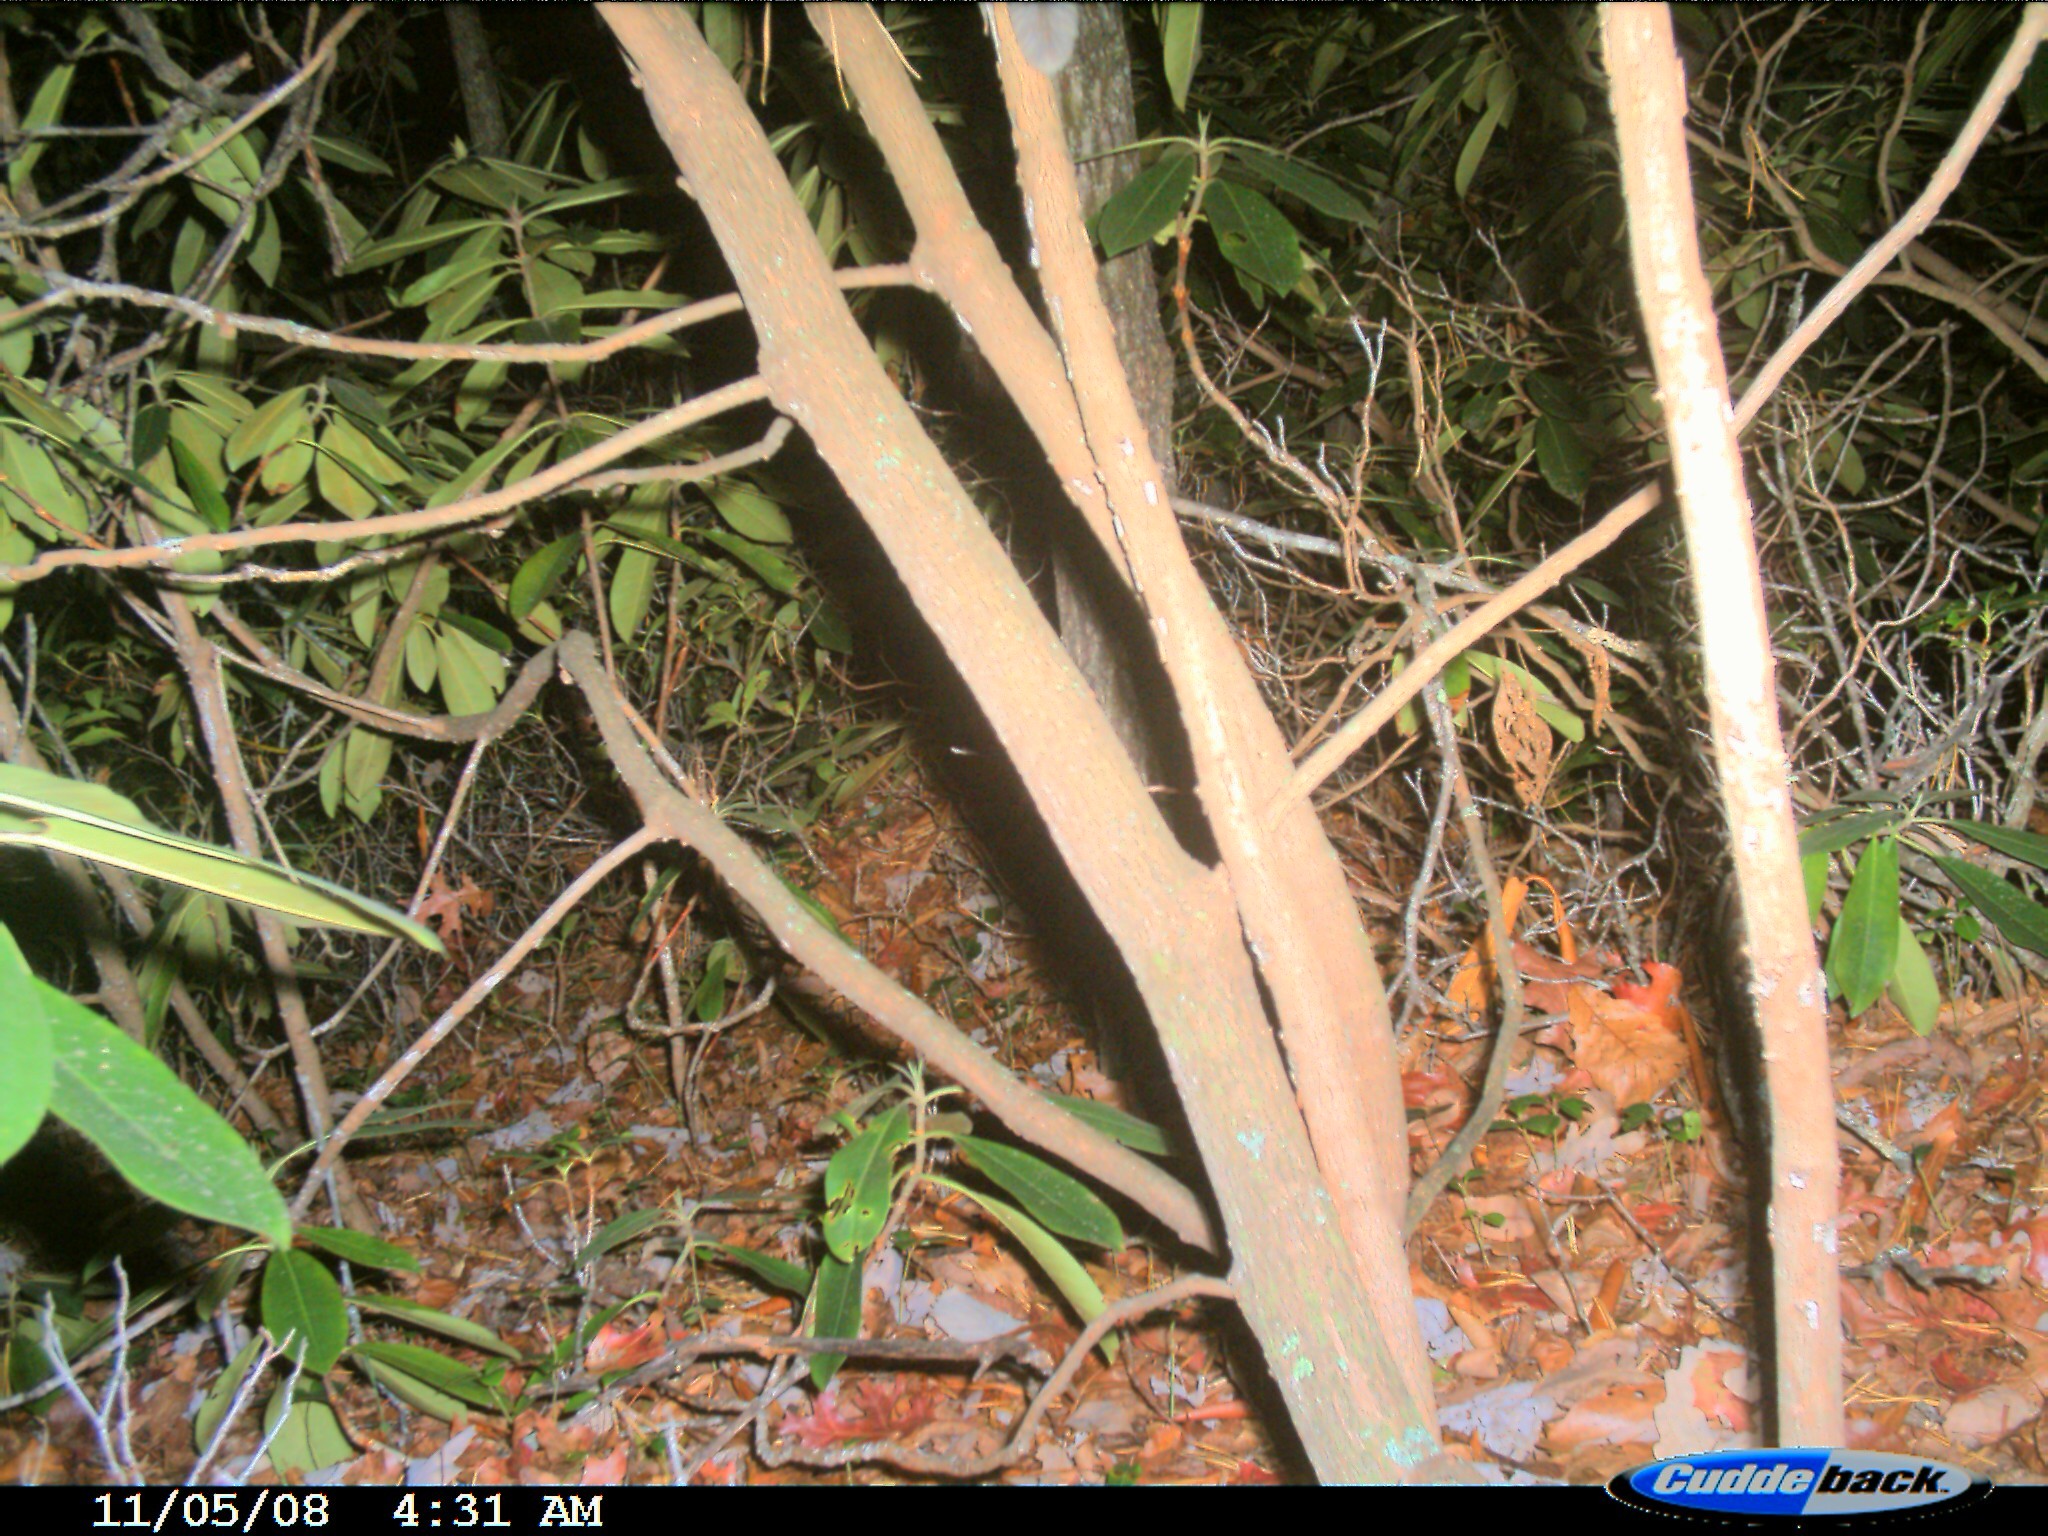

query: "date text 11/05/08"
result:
(85, 1490), (610, 1531)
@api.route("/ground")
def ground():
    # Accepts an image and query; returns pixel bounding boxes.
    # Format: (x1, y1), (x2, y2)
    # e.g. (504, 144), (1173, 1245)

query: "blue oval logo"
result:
(1609, 1449), (1989, 1519)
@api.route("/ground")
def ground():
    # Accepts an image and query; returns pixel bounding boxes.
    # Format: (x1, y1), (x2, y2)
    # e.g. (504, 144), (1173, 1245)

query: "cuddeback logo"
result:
(1609, 1449), (1989, 1520)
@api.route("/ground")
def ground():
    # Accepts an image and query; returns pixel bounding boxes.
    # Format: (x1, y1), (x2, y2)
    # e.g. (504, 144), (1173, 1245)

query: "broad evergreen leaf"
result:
(1828, 838), (1900, 1017)
(1888, 919), (1941, 1036)
(929, 1178), (1112, 1361)
(1933, 854), (2048, 957)
(1204, 178), (1303, 293)
(1939, 818), (2048, 871)
(351, 1295), (521, 1359)
(808, 1251), (862, 1390)
(0, 923), (55, 1165)
(295, 1224), (420, 1273)
(261, 1250), (349, 1374)
(0, 766), (440, 950)
(1098, 151), (1196, 257)
(822, 1104), (908, 1263)
(955, 1135), (1124, 1250)
(43, 986), (290, 1249)
(1049, 1092), (1169, 1156)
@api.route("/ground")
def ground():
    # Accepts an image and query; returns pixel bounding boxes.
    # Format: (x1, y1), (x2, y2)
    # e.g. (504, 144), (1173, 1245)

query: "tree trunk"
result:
(1047, 5), (1179, 789)
(598, 4), (1434, 1481)
(1602, 4), (1843, 1447)
(444, 5), (508, 159)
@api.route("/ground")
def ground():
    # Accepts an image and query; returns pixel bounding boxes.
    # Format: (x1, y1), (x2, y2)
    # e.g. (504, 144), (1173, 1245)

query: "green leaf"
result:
(928, 1177), (1112, 1361)
(344, 219), (501, 273)
(311, 134), (394, 176)
(1454, 84), (1512, 199)
(571, 1206), (680, 1270)
(349, 1340), (508, 1412)
(258, 435), (315, 497)
(822, 1104), (909, 1263)
(314, 418), (380, 517)
(1230, 148), (1370, 222)
(194, 1335), (264, 1456)
(1932, 854), (2048, 958)
(352, 1354), (469, 1422)
(224, 387), (310, 471)
(262, 1386), (353, 1476)
(341, 725), (392, 807)
(1463, 652), (1582, 740)
(1203, 178), (1302, 294)
(1802, 848), (1831, 924)
(0, 375), (87, 443)
(0, 298), (38, 377)
(317, 738), (343, 819)
(1098, 150), (1196, 258)
(0, 923), (56, 1164)
(43, 988), (290, 1248)
(607, 510), (663, 642)
(697, 1240), (811, 1297)
(9, 60), (73, 200)
(438, 610), (512, 653)
(509, 533), (580, 621)
(399, 248), (506, 309)
(295, 1225), (420, 1273)
(1938, 818), (2048, 871)
(707, 482), (792, 543)
(434, 624), (507, 716)
(261, 1250), (349, 1374)
(0, 765), (439, 950)
(699, 528), (799, 594)
(955, 1137), (1123, 1250)
(1159, 3), (1203, 112)
(1533, 415), (1590, 503)
(350, 1295), (521, 1359)
(1798, 809), (1900, 859)
(1888, 919), (1941, 1037)
(164, 437), (233, 533)
(808, 1251), (862, 1390)
(2, 431), (92, 538)
(1828, 837), (1900, 1017)
(1049, 1093), (1169, 1156)
(404, 622), (438, 693)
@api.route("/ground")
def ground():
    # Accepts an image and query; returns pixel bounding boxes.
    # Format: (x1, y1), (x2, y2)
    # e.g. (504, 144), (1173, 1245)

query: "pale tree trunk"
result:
(1602, 4), (1843, 1446)
(598, 4), (1434, 1482)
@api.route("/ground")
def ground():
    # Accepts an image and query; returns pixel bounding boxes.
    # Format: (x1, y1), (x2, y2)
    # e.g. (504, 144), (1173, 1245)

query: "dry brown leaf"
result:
(1569, 981), (1690, 1107)
(1492, 669), (1556, 808)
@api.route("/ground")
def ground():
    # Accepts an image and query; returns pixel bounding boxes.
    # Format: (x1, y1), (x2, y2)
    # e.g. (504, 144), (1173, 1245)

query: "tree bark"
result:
(599, 4), (1433, 1481)
(1602, 3), (1843, 1447)
(444, 5), (508, 159)
(1047, 5), (1178, 788)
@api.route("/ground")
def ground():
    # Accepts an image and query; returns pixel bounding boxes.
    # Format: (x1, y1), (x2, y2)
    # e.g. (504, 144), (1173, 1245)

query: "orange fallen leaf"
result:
(1569, 969), (1689, 1107)
(583, 1314), (667, 1375)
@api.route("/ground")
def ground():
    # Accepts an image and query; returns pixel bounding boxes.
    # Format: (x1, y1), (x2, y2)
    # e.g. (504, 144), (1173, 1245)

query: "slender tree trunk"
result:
(1048, 5), (1178, 787)
(445, 5), (507, 159)
(1602, 4), (1843, 1447)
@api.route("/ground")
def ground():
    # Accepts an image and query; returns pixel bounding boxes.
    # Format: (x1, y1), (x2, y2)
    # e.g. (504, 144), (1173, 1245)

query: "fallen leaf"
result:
(583, 1314), (666, 1375)
(1570, 976), (1689, 1106)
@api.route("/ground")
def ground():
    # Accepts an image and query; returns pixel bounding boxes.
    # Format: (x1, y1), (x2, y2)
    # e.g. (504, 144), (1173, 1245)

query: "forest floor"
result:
(5, 761), (2048, 1486)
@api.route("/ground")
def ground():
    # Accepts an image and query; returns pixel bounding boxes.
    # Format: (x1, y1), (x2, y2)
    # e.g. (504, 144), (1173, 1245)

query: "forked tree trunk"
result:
(598, 4), (1434, 1482)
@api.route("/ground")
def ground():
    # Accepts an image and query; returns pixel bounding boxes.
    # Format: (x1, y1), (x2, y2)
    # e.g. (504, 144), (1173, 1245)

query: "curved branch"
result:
(551, 630), (1217, 1252)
